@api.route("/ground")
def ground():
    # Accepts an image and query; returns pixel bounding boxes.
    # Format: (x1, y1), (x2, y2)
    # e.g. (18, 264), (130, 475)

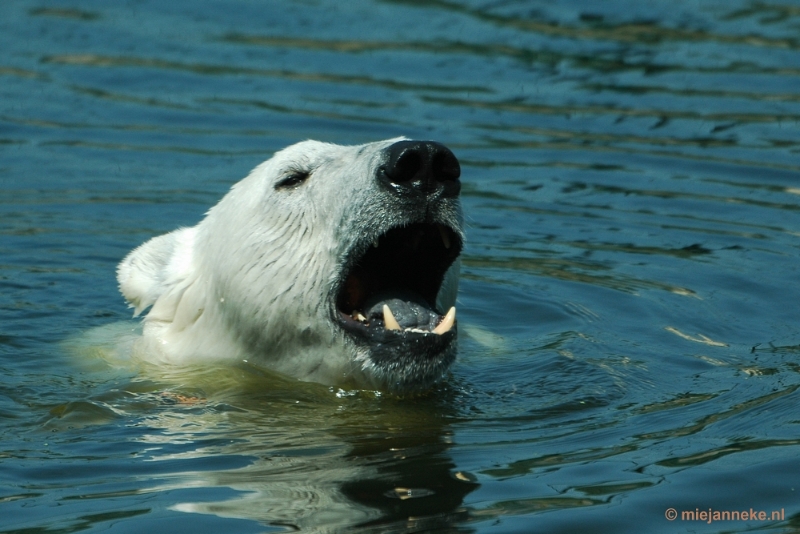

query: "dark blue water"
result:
(2, 1), (800, 532)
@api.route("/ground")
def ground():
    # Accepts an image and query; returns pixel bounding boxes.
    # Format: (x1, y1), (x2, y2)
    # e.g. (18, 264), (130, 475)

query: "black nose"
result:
(379, 140), (461, 198)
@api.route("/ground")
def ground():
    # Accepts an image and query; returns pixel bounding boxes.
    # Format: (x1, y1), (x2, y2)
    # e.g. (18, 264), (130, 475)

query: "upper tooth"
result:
(439, 225), (451, 249)
(432, 306), (456, 335)
(383, 304), (402, 331)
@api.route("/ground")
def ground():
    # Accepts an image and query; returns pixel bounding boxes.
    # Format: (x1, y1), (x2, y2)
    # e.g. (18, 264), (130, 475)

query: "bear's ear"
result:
(117, 228), (197, 317)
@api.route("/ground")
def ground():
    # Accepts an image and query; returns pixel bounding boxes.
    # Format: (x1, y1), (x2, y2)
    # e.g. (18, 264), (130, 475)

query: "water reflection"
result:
(46, 347), (478, 531)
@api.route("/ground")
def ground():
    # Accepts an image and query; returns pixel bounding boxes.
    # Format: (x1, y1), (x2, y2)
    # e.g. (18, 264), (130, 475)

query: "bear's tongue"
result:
(361, 291), (455, 335)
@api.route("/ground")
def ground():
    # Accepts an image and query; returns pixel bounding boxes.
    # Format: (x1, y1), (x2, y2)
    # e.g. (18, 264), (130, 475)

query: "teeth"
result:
(379, 305), (456, 335)
(382, 304), (402, 331)
(432, 307), (456, 335)
(439, 225), (451, 249)
(352, 311), (367, 322)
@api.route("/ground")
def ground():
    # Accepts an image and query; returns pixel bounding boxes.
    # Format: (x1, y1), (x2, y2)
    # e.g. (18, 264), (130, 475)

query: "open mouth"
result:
(335, 222), (462, 345)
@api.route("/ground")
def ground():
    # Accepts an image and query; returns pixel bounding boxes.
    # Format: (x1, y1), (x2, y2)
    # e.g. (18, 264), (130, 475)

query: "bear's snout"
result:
(378, 140), (461, 198)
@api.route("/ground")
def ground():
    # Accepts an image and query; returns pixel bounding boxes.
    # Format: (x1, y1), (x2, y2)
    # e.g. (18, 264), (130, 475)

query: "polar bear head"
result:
(117, 138), (463, 393)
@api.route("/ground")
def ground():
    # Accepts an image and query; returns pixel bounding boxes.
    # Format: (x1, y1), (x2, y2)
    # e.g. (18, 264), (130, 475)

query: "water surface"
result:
(2, 1), (800, 532)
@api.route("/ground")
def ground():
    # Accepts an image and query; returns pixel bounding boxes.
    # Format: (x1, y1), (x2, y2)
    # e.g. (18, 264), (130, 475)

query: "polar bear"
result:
(117, 138), (463, 393)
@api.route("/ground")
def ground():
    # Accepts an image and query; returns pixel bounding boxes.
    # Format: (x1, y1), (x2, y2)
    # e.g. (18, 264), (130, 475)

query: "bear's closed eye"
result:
(274, 170), (310, 189)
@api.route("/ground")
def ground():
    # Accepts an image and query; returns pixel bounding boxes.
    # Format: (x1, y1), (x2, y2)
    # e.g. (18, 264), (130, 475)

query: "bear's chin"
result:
(336, 307), (458, 393)
(358, 333), (458, 394)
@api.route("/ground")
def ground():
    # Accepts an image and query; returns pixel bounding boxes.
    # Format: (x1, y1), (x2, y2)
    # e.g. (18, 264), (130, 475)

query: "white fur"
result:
(117, 139), (462, 388)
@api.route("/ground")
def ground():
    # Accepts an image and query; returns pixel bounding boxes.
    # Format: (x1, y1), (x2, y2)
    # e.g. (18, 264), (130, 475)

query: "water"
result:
(2, 0), (800, 532)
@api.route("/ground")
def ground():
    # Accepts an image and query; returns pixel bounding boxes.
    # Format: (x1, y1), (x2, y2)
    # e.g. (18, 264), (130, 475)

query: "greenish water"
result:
(2, 1), (800, 533)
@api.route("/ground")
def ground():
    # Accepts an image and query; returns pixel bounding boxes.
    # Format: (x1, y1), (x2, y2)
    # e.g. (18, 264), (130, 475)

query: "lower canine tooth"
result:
(383, 304), (402, 331)
(432, 306), (456, 335)
(438, 225), (451, 249)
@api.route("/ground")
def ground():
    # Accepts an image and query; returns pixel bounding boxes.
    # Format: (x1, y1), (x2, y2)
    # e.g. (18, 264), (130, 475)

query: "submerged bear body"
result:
(117, 138), (463, 392)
